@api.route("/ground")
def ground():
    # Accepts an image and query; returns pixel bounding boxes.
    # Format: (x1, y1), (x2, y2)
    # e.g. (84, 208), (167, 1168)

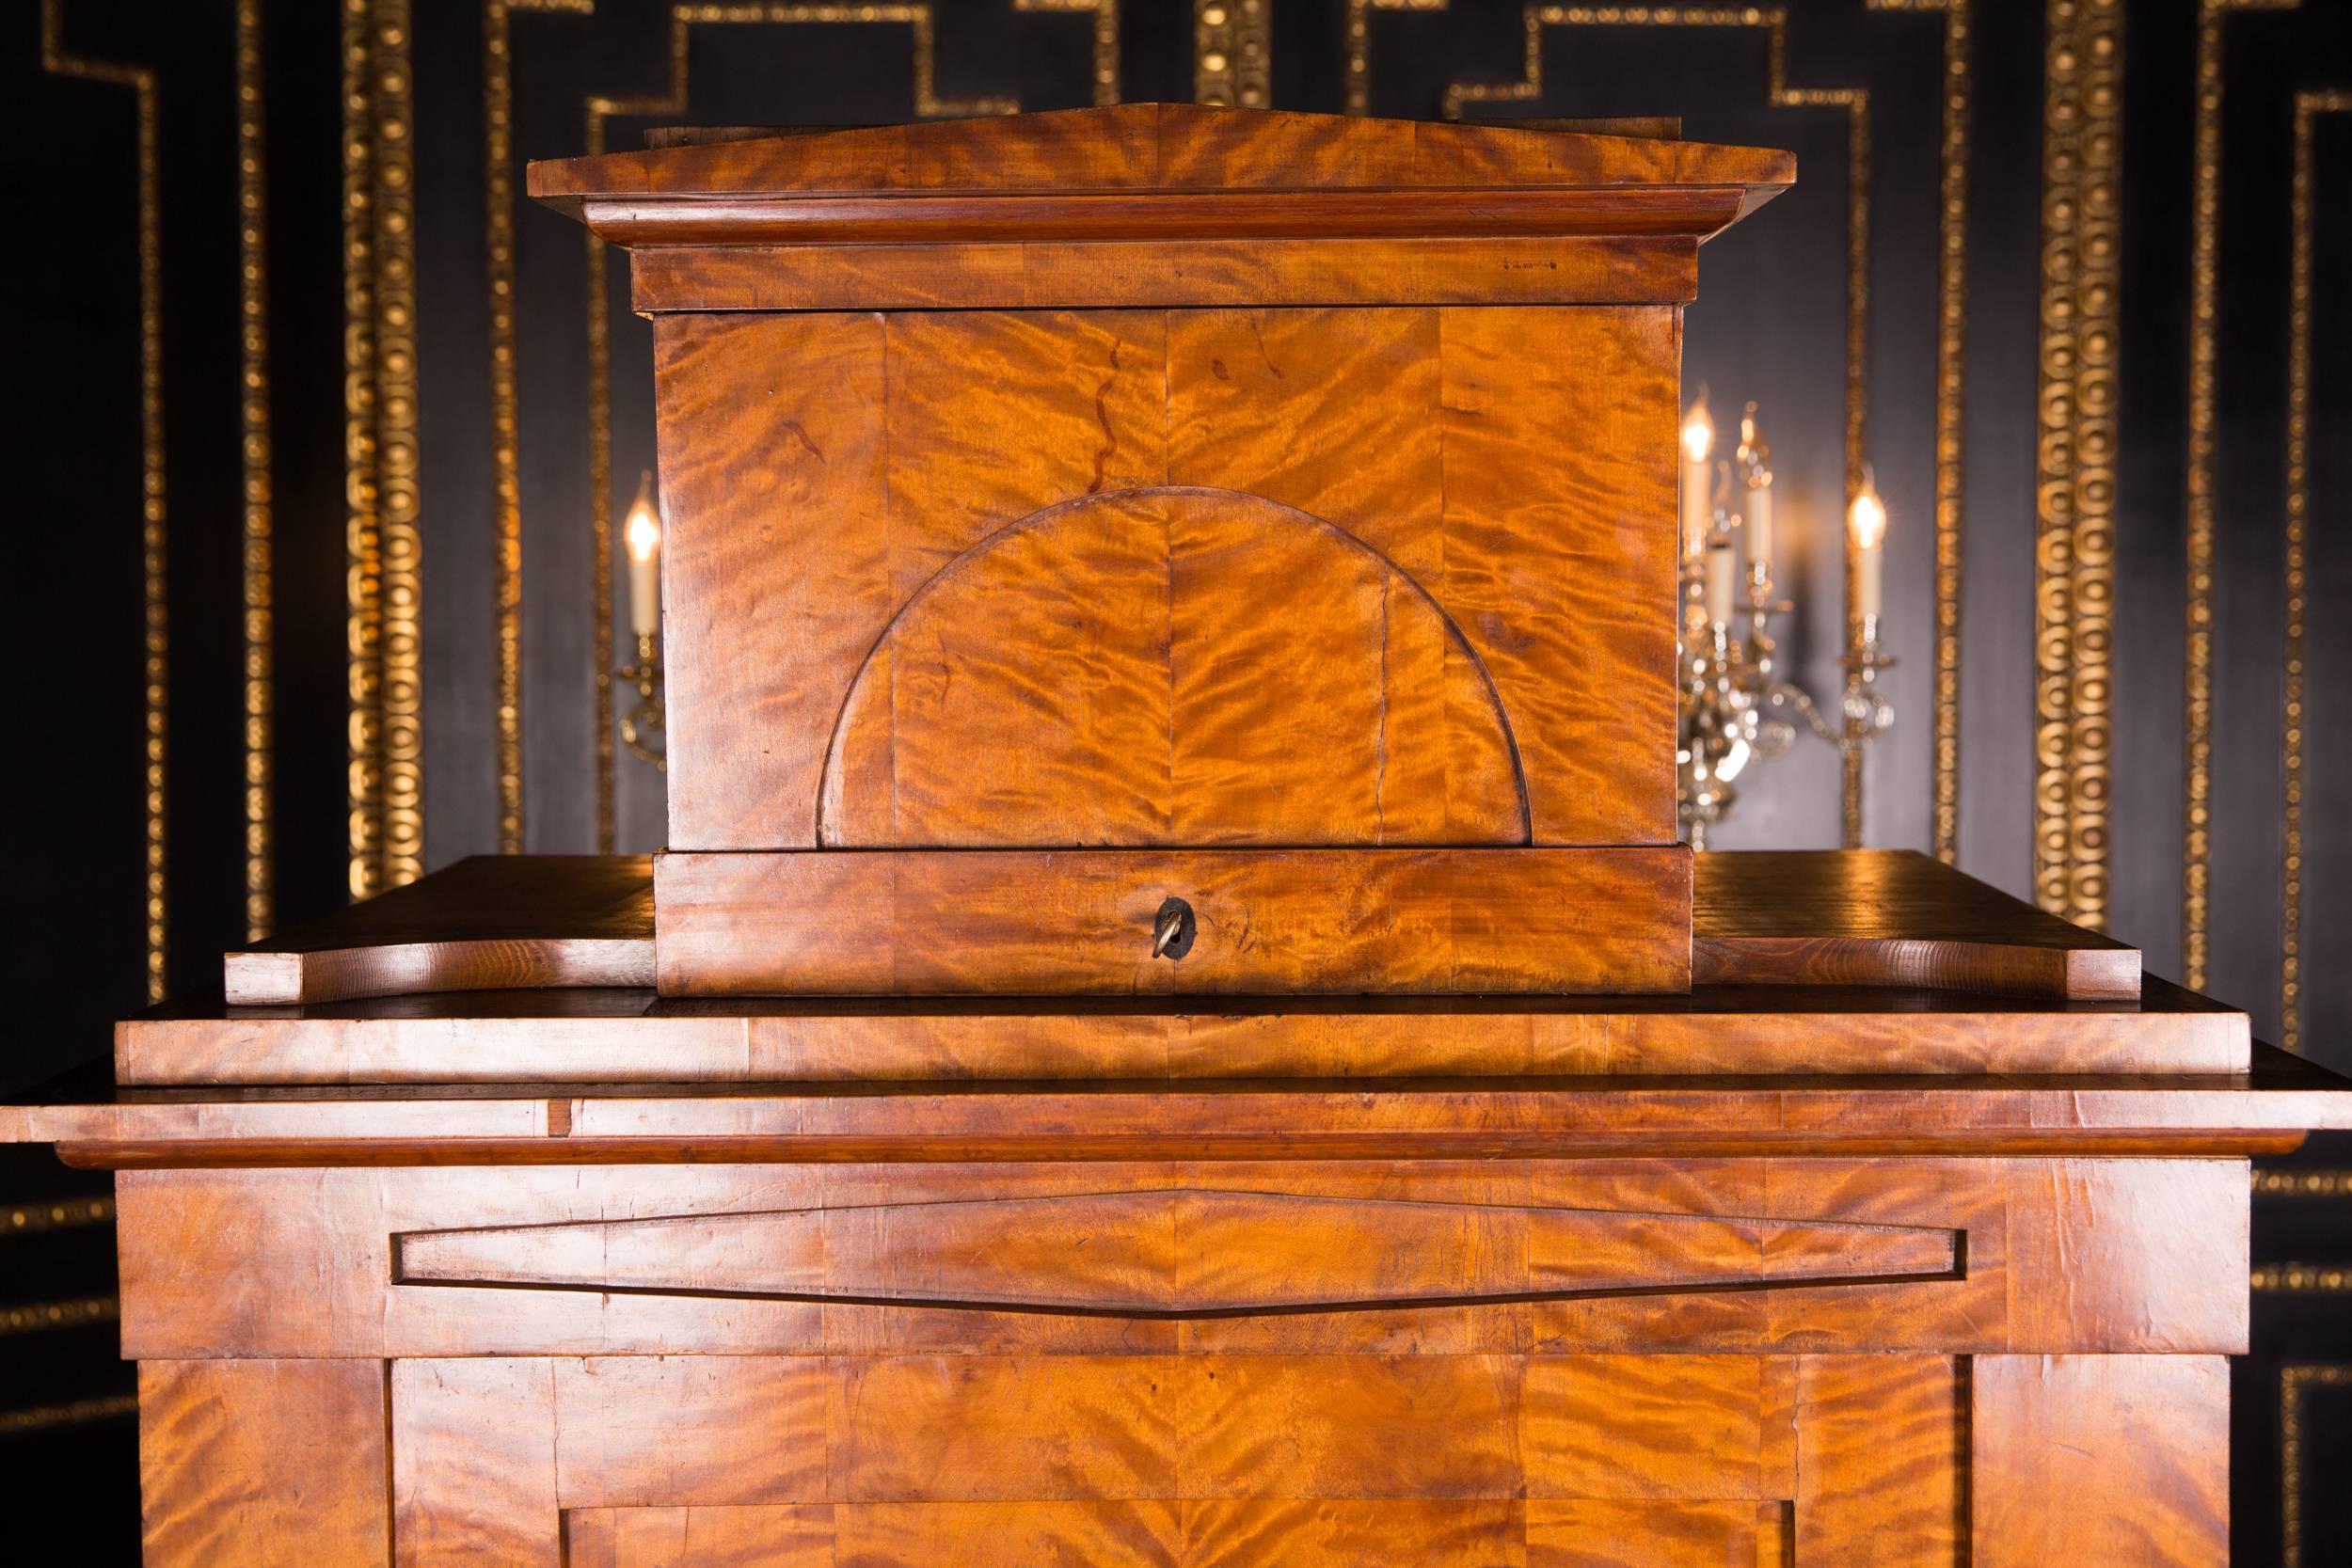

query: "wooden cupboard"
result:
(8, 107), (2344, 1566)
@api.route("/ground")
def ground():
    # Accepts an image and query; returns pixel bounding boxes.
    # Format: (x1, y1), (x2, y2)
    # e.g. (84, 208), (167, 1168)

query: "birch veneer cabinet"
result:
(9, 107), (2349, 1568)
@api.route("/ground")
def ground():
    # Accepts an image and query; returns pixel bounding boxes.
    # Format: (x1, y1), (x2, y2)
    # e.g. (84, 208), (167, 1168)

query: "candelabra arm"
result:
(618, 631), (668, 770)
(1765, 678), (1846, 747)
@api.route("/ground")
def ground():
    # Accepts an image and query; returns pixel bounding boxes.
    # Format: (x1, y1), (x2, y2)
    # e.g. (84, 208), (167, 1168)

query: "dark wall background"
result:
(4, 0), (2351, 1559)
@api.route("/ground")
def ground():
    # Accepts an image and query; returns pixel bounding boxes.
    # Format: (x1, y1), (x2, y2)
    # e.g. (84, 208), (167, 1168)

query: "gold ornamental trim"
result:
(344, 0), (384, 898)
(2030, 0), (2121, 931)
(2254, 1264), (2352, 1295)
(344, 0), (423, 897)
(0, 1395), (139, 1437)
(2282, 1363), (2352, 1568)
(2184, 0), (2299, 981)
(375, 0), (423, 891)
(238, 0), (274, 938)
(2282, 91), (2347, 1053)
(1194, 0), (1268, 108)
(40, 0), (167, 999)
(0, 1296), (119, 1337)
(1022, 0), (1123, 107)
(2254, 1168), (2352, 1197)
(1877, 0), (1972, 863)
(0, 1196), (115, 1235)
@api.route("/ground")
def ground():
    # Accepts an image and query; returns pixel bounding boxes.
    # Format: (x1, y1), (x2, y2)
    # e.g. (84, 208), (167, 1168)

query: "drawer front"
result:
(137, 1351), (2231, 1567)
(652, 846), (1692, 996)
(115, 1157), (2245, 1361)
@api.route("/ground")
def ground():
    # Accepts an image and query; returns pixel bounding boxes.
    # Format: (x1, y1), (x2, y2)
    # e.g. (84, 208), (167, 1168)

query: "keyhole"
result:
(1152, 897), (1197, 960)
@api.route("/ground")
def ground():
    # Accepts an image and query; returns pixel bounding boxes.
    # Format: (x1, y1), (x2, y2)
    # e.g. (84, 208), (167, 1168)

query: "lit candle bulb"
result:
(1679, 394), (1714, 557)
(1848, 467), (1887, 626)
(1736, 403), (1772, 572)
(624, 469), (663, 640)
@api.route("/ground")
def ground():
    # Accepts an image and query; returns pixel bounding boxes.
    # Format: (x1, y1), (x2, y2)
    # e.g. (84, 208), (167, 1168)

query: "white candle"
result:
(1745, 479), (1772, 572)
(1735, 403), (1772, 572)
(1706, 541), (1736, 626)
(625, 471), (663, 639)
(1679, 398), (1713, 555)
(1849, 475), (1887, 626)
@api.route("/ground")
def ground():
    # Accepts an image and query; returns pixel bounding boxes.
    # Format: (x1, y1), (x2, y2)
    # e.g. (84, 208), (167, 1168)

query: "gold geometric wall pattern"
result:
(39, 0), (167, 995)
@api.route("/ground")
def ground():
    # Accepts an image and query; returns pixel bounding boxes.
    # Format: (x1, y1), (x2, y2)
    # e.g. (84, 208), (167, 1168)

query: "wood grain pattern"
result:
(1163, 309), (1523, 847)
(403, 1352), (1800, 1503)
(656, 847), (1691, 996)
(564, 1504), (833, 1568)
(562, 1500), (1793, 1568)
(824, 488), (1177, 847)
(113, 1159), (2244, 1360)
(1521, 1354), (1794, 1500)
(879, 309), (1170, 604)
(1183, 1499), (1520, 1568)
(1166, 308), (1444, 580)
(817, 487), (1526, 848)
(569, 187), (1756, 248)
(137, 1359), (389, 1568)
(391, 1357), (559, 1567)
(34, 1053), (2350, 1168)
(386, 1351), (1946, 1564)
(627, 235), (1700, 313)
(554, 1356), (824, 1507)
(1795, 1354), (1963, 1565)
(1438, 307), (1681, 845)
(654, 311), (888, 855)
(656, 307), (1679, 860)
(122, 985), (2255, 1085)
(1525, 1500), (1788, 1568)
(223, 855), (653, 1005)
(1694, 848), (2141, 1000)
(391, 1187), (1954, 1314)
(633, 117), (1689, 151)
(2004, 1159), (2251, 1352)
(1970, 1354), (2230, 1568)
(202, 850), (2167, 1022)
(567, 1502), (1190, 1568)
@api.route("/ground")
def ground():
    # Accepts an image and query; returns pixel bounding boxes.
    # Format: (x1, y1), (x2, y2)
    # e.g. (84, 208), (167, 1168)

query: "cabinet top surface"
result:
(15, 851), (2347, 1154)
(40, 850), (2343, 1130)
(527, 103), (1794, 246)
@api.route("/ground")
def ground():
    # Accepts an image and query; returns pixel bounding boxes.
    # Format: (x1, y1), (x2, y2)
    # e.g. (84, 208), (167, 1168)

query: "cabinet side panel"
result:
(138, 1359), (389, 1568)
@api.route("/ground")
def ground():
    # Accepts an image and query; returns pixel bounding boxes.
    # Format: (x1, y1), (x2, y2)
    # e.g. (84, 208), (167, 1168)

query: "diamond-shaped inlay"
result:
(395, 1189), (1957, 1318)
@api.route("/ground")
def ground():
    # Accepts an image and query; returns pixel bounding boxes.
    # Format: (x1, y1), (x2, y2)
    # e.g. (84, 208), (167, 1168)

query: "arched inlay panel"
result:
(818, 486), (1530, 848)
